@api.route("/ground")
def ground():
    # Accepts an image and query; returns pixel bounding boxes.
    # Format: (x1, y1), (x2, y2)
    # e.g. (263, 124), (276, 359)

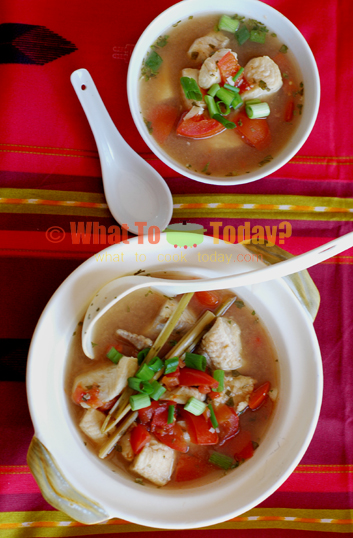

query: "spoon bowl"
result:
(71, 69), (173, 235)
(82, 231), (353, 357)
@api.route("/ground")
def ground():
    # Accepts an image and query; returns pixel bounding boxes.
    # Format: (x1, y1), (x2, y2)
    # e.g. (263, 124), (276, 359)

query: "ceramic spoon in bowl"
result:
(82, 231), (353, 357)
(71, 69), (173, 235)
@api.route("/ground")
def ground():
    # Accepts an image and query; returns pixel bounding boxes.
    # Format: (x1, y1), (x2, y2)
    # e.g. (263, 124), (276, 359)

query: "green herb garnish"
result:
(279, 44), (288, 53)
(259, 155), (273, 167)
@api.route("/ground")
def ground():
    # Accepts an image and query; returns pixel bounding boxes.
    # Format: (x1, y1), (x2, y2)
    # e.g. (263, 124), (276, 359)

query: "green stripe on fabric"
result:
(1, 509), (352, 537)
(0, 189), (106, 203)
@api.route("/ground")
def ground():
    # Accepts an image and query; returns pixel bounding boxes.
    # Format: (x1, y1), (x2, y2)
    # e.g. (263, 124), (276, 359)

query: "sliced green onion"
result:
(236, 26), (250, 46)
(128, 377), (143, 393)
(180, 77), (203, 101)
(164, 357), (179, 375)
(167, 404), (175, 424)
(279, 44), (288, 54)
(208, 403), (219, 429)
(215, 87), (235, 107)
(208, 83), (220, 97)
(136, 363), (155, 381)
(184, 352), (207, 371)
(209, 452), (235, 470)
(147, 356), (164, 373)
(137, 347), (150, 365)
(106, 347), (123, 364)
(224, 83), (240, 93)
(250, 29), (266, 43)
(204, 94), (218, 118)
(246, 102), (270, 119)
(245, 98), (262, 105)
(212, 370), (225, 392)
(218, 15), (240, 33)
(233, 66), (244, 81)
(213, 114), (236, 129)
(216, 101), (231, 116)
(141, 381), (154, 395)
(130, 393), (151, 411)
(150, 380), (167, 401)
(184, 397), (207, 416)
(231, 93), (243, 110)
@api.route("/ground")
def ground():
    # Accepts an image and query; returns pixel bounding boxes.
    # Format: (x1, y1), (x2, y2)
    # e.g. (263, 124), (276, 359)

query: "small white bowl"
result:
(127, 0), (320, 186)
(26, 235), (323, 529)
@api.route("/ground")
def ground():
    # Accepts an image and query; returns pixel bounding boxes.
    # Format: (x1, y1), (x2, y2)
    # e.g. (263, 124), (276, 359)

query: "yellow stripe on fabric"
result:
(0, 143), (98, 155)
(1, 509), (352, 537)
(173, 193), (353, 221)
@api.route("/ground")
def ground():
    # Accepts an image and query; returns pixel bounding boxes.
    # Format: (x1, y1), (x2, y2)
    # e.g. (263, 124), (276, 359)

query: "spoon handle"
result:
(70, 69), (130, 168)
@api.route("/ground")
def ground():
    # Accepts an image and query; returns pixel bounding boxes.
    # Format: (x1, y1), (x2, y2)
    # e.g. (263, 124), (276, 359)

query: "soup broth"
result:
(66, 281), (278, 489)
(139, 14), (304, 177)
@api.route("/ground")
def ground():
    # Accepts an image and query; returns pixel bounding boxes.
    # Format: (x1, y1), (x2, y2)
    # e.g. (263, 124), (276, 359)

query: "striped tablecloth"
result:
(1, 0), (353, 536)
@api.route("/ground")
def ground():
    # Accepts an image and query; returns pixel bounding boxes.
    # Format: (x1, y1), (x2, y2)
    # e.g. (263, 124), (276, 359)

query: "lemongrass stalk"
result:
(104, 401), (131, 433)
(165, 310), (216, 359)
(99, 411), (138, 459)
(214, 296), (238, 317)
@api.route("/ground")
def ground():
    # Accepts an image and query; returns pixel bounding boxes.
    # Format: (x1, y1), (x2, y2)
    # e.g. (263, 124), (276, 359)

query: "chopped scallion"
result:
(150, 380), (167, 401)
(209, 452), (236, 470)
(207, 83), (220, 97)
(184, 397), (207, 416)
(215, 87), (235, 107)
(136, 363), (155, 381)
(218, 15), (240, 33)
(250, 29), (266, 43)
(213, 114), (236, 129)
(208, 403), (218, 429)
(245, 98), (262, 105)
(167, 404), (175, 424)
(106, 347), (123, 364)
(164, 357), (179, 375)
(233, 66), (244, 81)
(128, 377), (143, 392)
(141, 381), (154, 395)
(212, 370), (225, 392)
(246, 102), (270, 119)
(204, 94), (218, 118)
(147, 356), (164, 373)
(231, 93), (243, 110)
(279, 44), (288, 53)
(236, 26), (250, 45)
(130, 393), (151, 411)
(216, 101), (231, 116)
(184, 352), (207, 371)
(180, 77), (203, 101)
(137, 347), (150, 365)
(224, 83), (240, 93)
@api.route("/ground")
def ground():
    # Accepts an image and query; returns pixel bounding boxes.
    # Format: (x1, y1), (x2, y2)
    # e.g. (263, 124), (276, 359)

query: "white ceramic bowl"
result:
(127, 0), (320, 186)
(26, 235), (323, 529)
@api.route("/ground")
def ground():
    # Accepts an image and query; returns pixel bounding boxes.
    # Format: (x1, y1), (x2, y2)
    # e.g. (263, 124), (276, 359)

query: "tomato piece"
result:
(98, 395), (119, 412)
(285, 99), (294, 122)
(153, 422), (188, 453)
(248, 381), (270, 410)
(148, 104), (179, 145)
(137, 400), (160, 424)
(233, 431), (255, 461)
(179, 367), (218, 388)
(175, 453), (216, 482)
(214, 404), (239, 445)
(208, 391), (221, 400)
(72, 384), (103, 409)
(176, 114), (226, 139)
(181, 409), (219, 445)
(235, 111), (271, 150)
(198, 385), (211, 394)
(218, 51), (240, 83)
(150, 402), (170, 430)
(130, 424), (151, 455)
(237, 76), (252, 93)
(195, 291), (219, 308)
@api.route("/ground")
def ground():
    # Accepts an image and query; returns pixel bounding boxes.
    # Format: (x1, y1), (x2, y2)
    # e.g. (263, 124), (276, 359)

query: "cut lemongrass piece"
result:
(218, 15), (240, 33)
(204, 94), (218, 118)
(208, 83), (220, 97)
(184, 397), (207, 416)
(246, 102), (270, 118)
(101, 394), (122, 433)
(165, 310), (216, 360)
(99, 411), (138, 459)
(214, 296), (238, 317)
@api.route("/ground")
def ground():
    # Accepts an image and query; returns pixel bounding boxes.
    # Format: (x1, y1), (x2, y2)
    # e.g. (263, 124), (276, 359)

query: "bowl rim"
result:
(26, 235), (323, 529)
(127, 0), (321, 186)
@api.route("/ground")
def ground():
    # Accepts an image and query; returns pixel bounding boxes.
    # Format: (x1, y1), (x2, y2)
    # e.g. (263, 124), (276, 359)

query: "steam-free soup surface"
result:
(139, 14), (303, 177)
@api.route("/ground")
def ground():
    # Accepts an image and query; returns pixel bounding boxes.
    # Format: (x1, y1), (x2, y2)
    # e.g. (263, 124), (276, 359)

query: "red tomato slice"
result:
(137, 400), (160, 424)
(194, 291), (220, 308)
(218, 51), (240, 83)
(181, 409), (219, 445)
(214, 404), (239, 445)
(130, 424), (151, 454)
(235, 111), (271, 150)
(72, 384), (103, 408)
(179, 367), (219, 388)
(98, 395), (119, 412)
(175, 453), (216, 482)
(153, 422), (188, 453)
(150, 402), (170, 430)
(148, 104), (179, 145)
(235, 440), (254, 461)
(248, 381), (270, 410)
(285, 99), (294, 122)
(176, 114), (226, 139)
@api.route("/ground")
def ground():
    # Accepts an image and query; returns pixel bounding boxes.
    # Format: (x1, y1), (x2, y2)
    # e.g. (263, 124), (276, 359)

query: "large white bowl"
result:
(27, 235), (323, 529)
(127, 0), (320, 186)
